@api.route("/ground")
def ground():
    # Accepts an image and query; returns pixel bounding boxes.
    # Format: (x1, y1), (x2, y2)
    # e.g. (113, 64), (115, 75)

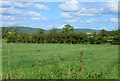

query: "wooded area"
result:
(2, 25), (120, 45)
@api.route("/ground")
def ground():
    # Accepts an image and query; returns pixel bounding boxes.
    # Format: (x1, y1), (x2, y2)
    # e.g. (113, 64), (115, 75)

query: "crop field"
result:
(2, 40), (118, 79)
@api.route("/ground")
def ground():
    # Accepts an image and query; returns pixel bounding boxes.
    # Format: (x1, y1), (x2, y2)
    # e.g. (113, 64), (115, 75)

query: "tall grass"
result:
(7, 44), (11, 79)
(2, 41), (118, 79)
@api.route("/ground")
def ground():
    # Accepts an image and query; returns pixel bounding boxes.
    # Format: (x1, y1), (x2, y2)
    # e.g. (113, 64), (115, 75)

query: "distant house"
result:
(86, 33), (91, 35)
(86, 33), (93, 37)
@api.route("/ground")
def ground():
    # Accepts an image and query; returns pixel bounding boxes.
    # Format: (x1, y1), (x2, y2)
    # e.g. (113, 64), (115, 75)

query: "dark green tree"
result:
(63, 24), (74, 33)
(38, 29), (45, 34)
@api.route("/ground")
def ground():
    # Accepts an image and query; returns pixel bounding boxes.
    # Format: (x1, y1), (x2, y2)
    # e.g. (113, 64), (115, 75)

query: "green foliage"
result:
(113, 35), (120, 45)
(63, 24), (74, 33)
(2, 26), (119, 45)
(89, 37), (97, 44)
(2, 27), (20, 38)
(38, 29), (45, 34)
(7, 34), (18, 43)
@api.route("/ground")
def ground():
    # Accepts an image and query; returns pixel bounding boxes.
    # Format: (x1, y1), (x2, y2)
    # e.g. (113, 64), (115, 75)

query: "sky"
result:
(0, 0), (118, 31)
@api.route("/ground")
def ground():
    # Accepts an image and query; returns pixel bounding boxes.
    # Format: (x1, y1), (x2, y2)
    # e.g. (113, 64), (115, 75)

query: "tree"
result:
(2, 27), (20, 38)
(100, 29), (109, 37)
(63, 24), (74, 33)
(7, 34), (18, 43)
(2, 27), (13, 38)
(89, 37), (97, 44)
(12, 27), (20, 35)
(49, 28), (58, 35)
(47, 28), (58, 43)
(4, 26), (119, 45)
(91, 32), (97, 37)
(113, 35), (120, 45)
(38, 29), (45, 34)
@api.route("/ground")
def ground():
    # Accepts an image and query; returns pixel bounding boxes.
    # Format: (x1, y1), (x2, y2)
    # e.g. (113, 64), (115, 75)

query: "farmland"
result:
(2, 40), (118, 79)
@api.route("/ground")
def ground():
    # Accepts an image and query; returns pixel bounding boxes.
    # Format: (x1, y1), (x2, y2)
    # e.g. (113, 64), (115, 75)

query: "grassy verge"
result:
(2, 40), (118, 79)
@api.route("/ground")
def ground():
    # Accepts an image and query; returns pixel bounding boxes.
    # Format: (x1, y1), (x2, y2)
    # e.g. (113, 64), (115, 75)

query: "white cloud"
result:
(1, 7), (47, 21)
(59, 2), (118, 19)
(1, 1), (49, 11)
(79, 21), (84, 23)
(2, 21), (18, 26)
(3, 0), (119, 2)
(0, 8), (4, 13)
(0, 7), (22, 15)
(22, 11), (47, 21)
(75, 13), (95, 16)
(3, 0), (45, 2)
(24, 18), (40, 20)
(59, 0), (80, 11)
(88, 8), (100, 13)
(86, 18), (94, 23)
(91, 28), (97, 30)
(106, 0), (118, 2)
(74, 7), (104, 17)
(46, 24), (66, 29)
(61, 12), (72, 18)
(14, 2), (32, 8)
(60, 7), (104, 19)
(105, 2), (118, 13)
(101, 27), (106, 30)
(78, 8), (87, 13)
(65, 19), (77, 23)
(110, 18), (118, 22)
(34, 4), (49, 10)
(47, 25), (56, 28)
(13, 2), (49, 10)
(1, 15), (15, 20)
(1, 1), (12, 7)
(104, 19), (108, 22)
(24, 11), (42, 16)
(0, 2), (48, 22)
(23, 25), (27, 27)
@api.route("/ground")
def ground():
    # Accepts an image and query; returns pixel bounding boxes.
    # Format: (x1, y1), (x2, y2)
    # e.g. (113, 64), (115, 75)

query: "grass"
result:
(2, 40), (118, 79)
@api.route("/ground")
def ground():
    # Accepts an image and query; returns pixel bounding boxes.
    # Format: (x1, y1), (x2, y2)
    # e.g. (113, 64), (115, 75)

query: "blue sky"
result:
(0, 0), (118, 31)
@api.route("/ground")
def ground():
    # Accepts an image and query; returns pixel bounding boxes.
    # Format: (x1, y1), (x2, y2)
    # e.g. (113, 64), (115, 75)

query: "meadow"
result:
(2, 40), (118, 79)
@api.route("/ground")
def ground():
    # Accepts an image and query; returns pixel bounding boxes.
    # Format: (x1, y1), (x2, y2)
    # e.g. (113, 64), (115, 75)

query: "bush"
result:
(7, 35), (18, 43)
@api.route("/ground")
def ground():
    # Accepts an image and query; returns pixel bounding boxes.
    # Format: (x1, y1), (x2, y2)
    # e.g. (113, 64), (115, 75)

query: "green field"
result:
(2, 40), (118, 79)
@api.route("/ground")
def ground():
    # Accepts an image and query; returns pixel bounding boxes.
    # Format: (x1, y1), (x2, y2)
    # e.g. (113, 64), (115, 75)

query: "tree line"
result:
(2, 25), (120, 45)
